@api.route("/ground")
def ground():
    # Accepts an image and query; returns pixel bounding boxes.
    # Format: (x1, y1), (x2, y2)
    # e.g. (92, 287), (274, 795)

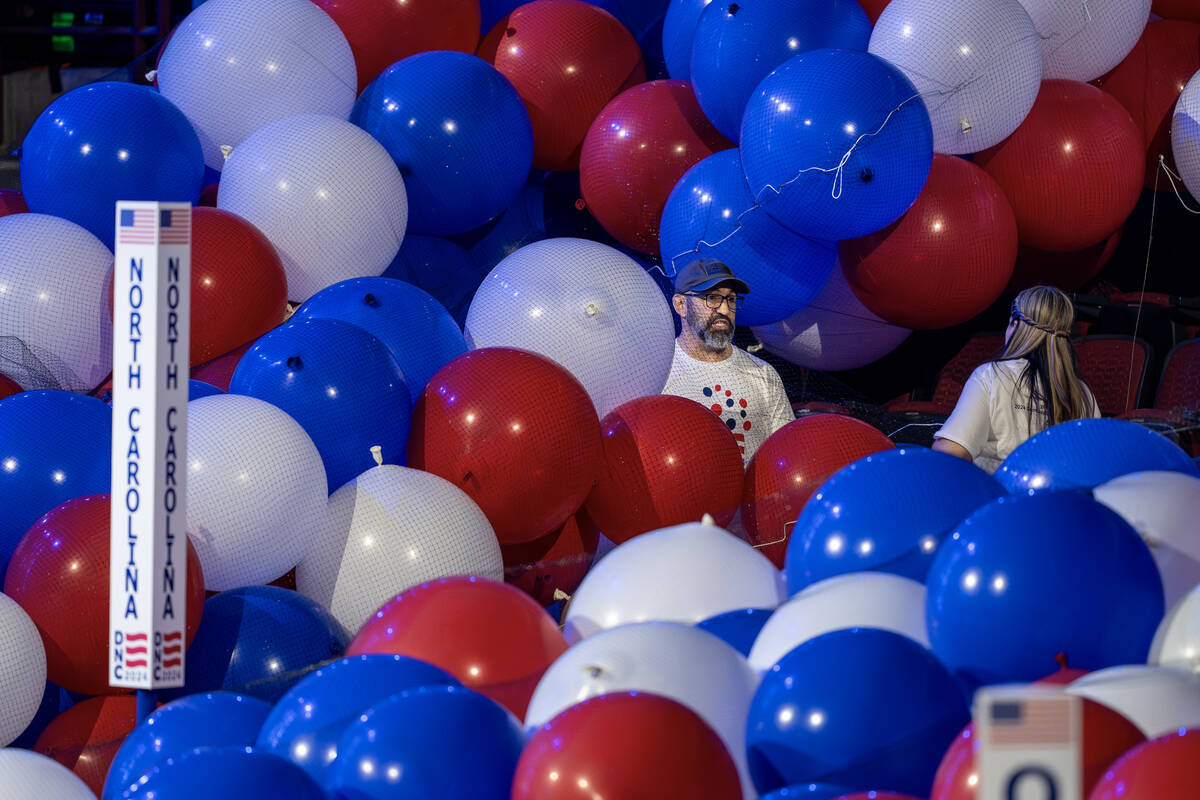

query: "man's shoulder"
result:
(731, 345), (783, 379)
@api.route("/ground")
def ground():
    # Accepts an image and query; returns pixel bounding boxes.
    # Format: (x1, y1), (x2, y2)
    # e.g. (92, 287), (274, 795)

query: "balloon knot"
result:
(364, 293), (379, 307)
(1054, 651), (1069, 670)
(286, 356), (303, 370)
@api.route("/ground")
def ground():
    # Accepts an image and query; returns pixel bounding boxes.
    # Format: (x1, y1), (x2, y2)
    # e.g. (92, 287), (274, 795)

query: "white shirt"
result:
(661, 340), (795, 463)
(934, 359), (1100, 473)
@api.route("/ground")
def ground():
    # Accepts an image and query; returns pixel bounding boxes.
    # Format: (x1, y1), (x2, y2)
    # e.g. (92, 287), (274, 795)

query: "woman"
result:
(932, 286), (1100, 473)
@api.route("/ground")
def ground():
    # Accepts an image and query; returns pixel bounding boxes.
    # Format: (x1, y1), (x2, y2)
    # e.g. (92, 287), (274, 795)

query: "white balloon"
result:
(187, 394), (328, 590)
(748, 572), (929, 674)
(1067, 664), (1200, 738)
(751, 263), (910, 371)
(1150, 583), (1200, 670)
(869, 0), (1042, 154)
(1171, 70), (1200, 202)
(1017, 0), (1150, 81)
(563, 521), (786, 641)
(218, 114), (407, 302)
(525, 622), (758, 799)
(0, 214), (112, 392)
(297, 465), (504, 633)
(0, 594), (45, 746)
(1094, 470), (1200, 611)
(465, 238), (676, 418)
(157, 0), (357, 171)
(0, 749), (96, 799)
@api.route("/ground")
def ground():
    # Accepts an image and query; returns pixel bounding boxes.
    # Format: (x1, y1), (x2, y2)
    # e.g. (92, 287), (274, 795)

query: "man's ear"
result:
(672, 294), (686, 317)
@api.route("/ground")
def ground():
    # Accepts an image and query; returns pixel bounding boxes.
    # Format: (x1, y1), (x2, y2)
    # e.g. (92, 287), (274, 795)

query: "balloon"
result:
(217, 114), (408, 302)
(407, 348), (603, 545)
(501, 509), (600, 606)
(785, 449), (1006, 591)
(0, 391), (111, 581)
(658, 149), (837, 327)
(230, 317), (411, 492)
(759, 787), (857, 800)
(752, 264), (912, 371)
(513, 691), (742, 799)
(661, 0), (709, 80)
(466, 238), (676, 418)
(0, 214), (113, 392)
(120, 746), (326, 800)
(257, 654), (459, 782)
(0, 375), (20, 401)
(190, 342), (251, 392)
(296, 277), (467, 404)
(478, 0), (646, 171)
(185, 394), (328, 590)
(34, 695), (136, 797)
(563, 521), (786, 640)
(1087, 728), (1200, 800)
(0, 593), (45, 746)
(0, 749), (95, 800)
(524, 621), (759, 798)
(382, 234), (483, 326)
(749, 573), (930, 674)
(974, 80), (1143, 252)
(698, 608), (774, 658)
(158, 0), (356, 171)
(296, 464), (503, 633)
(740, 48), (933, 242)
(580, 79), (732, 253)
(9, 682), (74, 750)
(927, 492), (1165, 688)
(1007, 228), (1123, 293)
(188, 380), (222, 400)
(4, 495), (205, 696)
(582, 396), (745, 541)
(328, 685), (524, 800)
(837, 794), (923, 800)
(165, 586), (349, 703)
(1152, 580), (1200, 673)
(1156, 0), (1200, 21)
(348, 576), (567, 718)
(840, 155), (1018, 329)
(103, 693), (271, 799)
(352, 51), (532, 236)
(18, 82), (203, 248)
(742, 414), (895, 568)
(0, 188), (27, 217)
(1068, 665), (1200, 738)
(995, 418), (1200, 494)
(1171, 69), (1200, 200)
(690, 0), (871, 141)
(313, 0), (480, 93)
(1017, 0), (1150, 81)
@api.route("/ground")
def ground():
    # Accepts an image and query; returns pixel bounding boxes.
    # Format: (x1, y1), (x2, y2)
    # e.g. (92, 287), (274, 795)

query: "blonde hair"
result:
(998, 286), (1095, 429)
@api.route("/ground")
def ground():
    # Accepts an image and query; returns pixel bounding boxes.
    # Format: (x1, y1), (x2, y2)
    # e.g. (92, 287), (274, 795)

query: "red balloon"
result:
(856, 0), (892, 23)
(198, 181), (219, 207)
(1153, 0), (1200, 24)
(931, 702), (1145, 800)
(407, 348), (603, 545)
(3, 495), (206, 696)
(0, 188), (28, 217)
(974, 80), (1143, 253)
(1007, 228), (1122, 294)
(741, 415), (895, 568)
(0, 372), (22, 399)
(1088, 729), (1200, 800)
(502, 509), (600, 606)
(35, 695), (138, 797)
(478, 0), (646, 171)
(583, 394), (743, 543)
(511, 692), (743, 800)
(190, 341), (253, 391)
(347, 576), (568, 718)
(1097, 20), (1200, 189)
(580, 79), (733, 253)
(841, 154), (1018, 330)
(312, 0), (481, 93)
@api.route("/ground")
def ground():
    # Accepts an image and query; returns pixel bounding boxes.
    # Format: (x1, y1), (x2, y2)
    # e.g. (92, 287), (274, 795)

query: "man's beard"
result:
(687, 304), (733, 350)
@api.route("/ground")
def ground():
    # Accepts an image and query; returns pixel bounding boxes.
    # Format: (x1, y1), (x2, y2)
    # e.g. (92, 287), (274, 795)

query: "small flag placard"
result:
(975, 685), (1083, 800)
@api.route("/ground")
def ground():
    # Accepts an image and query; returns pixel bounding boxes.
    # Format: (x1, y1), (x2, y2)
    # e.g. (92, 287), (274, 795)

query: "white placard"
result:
(975, 685), (1083, 800)
(109, 202), (191, 690)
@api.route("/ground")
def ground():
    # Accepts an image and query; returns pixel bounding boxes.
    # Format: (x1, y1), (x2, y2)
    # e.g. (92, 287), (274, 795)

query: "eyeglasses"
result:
(684, 292), (744, 310)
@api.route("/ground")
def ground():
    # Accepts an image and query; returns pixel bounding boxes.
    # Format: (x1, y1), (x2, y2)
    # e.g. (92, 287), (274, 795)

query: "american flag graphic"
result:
(158, 208), (190, 245)
(123, 631), (149, 669)
(163, 630), (183, 669)
(988, 698), (1073, 746)
(117, 209), (156, 245)
(733, 432), (746, 455)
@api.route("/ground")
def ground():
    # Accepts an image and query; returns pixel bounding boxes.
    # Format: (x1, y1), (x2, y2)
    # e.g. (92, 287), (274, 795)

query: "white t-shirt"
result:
(661, 341), (795, 463)
(934, 359), (1100, 473)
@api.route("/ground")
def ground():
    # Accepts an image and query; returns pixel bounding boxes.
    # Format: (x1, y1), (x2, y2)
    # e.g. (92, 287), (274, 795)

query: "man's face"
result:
(683, 288), (738, 350)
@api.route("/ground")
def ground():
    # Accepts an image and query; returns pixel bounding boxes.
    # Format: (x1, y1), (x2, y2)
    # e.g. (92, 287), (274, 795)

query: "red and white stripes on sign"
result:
(117, 209), (157, 245)
(989, 698), (1073, 746)
(159, 208), (190, 245)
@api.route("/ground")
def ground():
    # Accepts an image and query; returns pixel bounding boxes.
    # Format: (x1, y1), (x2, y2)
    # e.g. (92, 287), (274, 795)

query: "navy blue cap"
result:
(673, 257), (750, 295)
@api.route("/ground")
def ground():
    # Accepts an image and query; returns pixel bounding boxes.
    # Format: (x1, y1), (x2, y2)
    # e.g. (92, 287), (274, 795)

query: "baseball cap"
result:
(673, 257), (751, 295)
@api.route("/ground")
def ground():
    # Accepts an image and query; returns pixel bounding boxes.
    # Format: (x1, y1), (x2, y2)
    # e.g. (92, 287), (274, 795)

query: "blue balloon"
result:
(104, 693), (272, 799)
(740, 49), (933, 242)
(162, 586), (349, 704)
(697, 608), (773, 657)
(690, 0), (871, 141)
(659, 148), (836, 326)
(9, 681), (74, 749)
(758, 784), (857, 800)
(0, 390), (111, 582)
(746, 627), (969, 796)
(384, 235), (485, 327)
(927, 492), (1164, 689)
(293, 277), (467, 405)
(19, 82), (204, 248)
(230, 316), (411, 492)
(188, 380), (223, 400)
(786, 449), (1007, 593)
(120, 747), (326, 800)
(591, 0), (671, 39)
(329, 685), (524, 799)
(996, 417), (1200, 494)
(258, 654), (460, 783)
(352, 51), (533, 236)
(662, 0), (712, 80)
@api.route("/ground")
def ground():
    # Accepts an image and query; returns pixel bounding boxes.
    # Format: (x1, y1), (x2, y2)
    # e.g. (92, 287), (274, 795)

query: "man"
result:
(662, 258), (794, 463)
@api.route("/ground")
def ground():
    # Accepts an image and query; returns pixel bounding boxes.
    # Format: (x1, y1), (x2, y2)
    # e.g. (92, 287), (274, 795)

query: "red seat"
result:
(887, 333), (1005, 415)
(1073, 336), (1152, 416)
(1155, 338), (1200, 413)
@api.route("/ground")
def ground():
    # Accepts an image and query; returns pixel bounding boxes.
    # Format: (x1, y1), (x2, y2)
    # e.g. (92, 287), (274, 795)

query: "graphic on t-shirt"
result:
(701, 384), (751, 454)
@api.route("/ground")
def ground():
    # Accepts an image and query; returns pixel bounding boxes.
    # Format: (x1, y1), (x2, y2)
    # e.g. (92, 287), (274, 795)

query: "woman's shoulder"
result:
(969, 358), (1025, 384)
